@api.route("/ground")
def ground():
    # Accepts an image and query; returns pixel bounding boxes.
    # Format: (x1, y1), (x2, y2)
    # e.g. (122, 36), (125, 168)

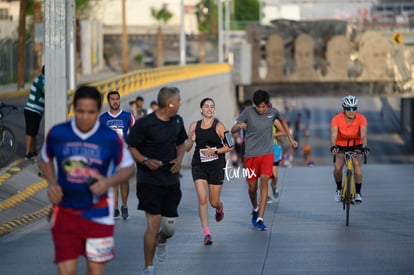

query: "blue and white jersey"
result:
(99, 110), (135, 139)
(41, 119), (134, 225)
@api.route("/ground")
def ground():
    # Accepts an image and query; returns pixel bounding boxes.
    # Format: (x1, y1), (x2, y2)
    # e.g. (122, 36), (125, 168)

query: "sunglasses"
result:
(344, 107), (357, 111)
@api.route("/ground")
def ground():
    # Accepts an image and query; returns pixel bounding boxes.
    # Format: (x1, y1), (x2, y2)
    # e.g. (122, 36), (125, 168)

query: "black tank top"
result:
(192, 119), (225, 165)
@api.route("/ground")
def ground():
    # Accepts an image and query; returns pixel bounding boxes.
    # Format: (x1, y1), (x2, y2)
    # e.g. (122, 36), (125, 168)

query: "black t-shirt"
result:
(126, 112), (188, 186)
(192, 119), (225, 166)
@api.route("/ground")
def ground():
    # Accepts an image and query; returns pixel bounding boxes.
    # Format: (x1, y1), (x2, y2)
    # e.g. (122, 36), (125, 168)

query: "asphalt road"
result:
(0, 94), (413, 274)
(1, 165), (413, 274)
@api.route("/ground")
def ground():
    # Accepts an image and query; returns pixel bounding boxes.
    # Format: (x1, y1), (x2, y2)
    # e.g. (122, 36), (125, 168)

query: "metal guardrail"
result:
(67, 63), (232, 117)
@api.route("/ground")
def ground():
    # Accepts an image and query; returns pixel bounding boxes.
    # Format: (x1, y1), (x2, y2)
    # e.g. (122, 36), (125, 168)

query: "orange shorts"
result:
(244, 153), (274, 183)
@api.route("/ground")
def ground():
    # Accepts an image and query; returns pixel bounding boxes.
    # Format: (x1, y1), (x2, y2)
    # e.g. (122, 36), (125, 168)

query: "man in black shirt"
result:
(126, 87), (187, 275)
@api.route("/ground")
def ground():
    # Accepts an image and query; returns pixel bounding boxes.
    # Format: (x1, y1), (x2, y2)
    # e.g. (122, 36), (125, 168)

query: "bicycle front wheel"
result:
(345, 170), (352, 226)
(0, 126), (17, 167)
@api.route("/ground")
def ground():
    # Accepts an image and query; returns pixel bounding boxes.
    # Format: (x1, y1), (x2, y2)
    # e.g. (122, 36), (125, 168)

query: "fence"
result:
(0, 38), (33, 84)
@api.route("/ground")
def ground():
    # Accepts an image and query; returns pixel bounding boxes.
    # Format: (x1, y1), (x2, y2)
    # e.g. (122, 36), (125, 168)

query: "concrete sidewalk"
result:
(0, 164), (413, 274)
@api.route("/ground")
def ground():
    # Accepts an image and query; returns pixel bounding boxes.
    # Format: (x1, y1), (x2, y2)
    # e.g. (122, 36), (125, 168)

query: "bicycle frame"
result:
(333, 149), (366, 226)
(342, 151), (357, 226)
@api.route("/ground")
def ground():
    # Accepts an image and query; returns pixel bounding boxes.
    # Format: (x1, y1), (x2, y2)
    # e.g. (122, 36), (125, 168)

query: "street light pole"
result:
(66, 0), (76, 92)
(180, 0), (186, 66)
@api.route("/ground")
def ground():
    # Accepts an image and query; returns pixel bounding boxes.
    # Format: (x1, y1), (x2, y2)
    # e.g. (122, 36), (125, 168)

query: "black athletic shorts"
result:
(192, 162), (225, 185)
(24, 109), (42, 136)
(136, 183), (181, 217)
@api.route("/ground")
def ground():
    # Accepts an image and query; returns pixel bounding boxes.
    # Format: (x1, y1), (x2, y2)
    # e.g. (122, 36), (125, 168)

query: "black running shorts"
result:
(24, 109), (42, 136)
(136, 183), (181, 217)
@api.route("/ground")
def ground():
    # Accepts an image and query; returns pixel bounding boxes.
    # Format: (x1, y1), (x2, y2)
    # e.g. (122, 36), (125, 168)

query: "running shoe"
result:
(24, 152), (35, 160)
(114, 208), (121, 220)
(204, 234), (213, 245)
(156, 242), (167, 262)
(215, 203), (224, 222)
(266, 196), (273, 204)
(121, 205), (129, 220)
(335, 190), (342, 203)
(355, 193), (363, 204)
(272, 188), (279, 199)
(255, 220), (268, 231)
(141, 265), (155, 275)
(251, 209), (258, 227)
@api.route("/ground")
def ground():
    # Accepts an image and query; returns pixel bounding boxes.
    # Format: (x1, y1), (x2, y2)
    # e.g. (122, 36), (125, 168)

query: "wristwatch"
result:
(142, 157), (149, 164)
(214, 149), (218, 155)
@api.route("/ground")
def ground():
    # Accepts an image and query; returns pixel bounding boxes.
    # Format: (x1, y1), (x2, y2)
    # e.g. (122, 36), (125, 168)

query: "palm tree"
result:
(150, 4), (173, 68)
(15, 0), (92, 88)
(16, 0), (30, 88)
(196, 0), (217, 63)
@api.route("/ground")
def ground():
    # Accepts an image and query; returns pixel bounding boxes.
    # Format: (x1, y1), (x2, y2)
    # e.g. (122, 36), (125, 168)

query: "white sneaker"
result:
(141, 265), (155, 275)
(355, 193), (362, 204)
(335, 190), (342, 203)
(266, 196), (273, 204)
(156, 242), (167, 262)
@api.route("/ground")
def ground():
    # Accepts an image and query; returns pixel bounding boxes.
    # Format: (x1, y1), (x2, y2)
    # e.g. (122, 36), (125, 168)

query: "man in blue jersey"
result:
(100, 91), (135, 219)
(24, 65), (45, 160)
(126, 87), (187, 275)
(40, 86), (135, 275)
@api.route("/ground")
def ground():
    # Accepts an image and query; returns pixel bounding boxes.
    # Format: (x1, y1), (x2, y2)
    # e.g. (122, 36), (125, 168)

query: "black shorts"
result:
(24, 109), (42, 136)
(136, 183), (181, 217)
(337, 145), (363, 153)
(192, 162), (225, 185)
(273, 160), (281, 166)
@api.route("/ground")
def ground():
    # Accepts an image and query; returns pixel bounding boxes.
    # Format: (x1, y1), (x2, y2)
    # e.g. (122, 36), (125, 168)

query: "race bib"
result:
(199, 147), (218, 163)
(86, 236), (114, 262)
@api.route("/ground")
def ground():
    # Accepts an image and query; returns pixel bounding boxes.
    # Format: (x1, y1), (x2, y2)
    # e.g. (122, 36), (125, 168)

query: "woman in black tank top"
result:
(185, 98), (233, 245)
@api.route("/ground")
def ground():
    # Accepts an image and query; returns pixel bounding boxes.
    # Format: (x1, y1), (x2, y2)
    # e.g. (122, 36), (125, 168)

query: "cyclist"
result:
(330, 95), (370, 203)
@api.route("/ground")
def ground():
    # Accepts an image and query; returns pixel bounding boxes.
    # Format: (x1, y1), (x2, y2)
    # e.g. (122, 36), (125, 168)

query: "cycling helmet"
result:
(342, 95), (358, 108)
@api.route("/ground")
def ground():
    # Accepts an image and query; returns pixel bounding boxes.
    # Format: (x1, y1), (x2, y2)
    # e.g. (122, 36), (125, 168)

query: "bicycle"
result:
(0, 101), (19, 167)
(333, 149), (367, 226)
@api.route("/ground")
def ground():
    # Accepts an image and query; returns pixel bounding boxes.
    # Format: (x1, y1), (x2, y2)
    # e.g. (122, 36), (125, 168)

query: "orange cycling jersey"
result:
(331, 112), (367, 147)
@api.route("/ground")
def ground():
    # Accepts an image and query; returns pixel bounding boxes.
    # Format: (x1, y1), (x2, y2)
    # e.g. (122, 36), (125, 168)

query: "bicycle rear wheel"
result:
(0, 126), (17, 167)
(345, 171), (352, 226)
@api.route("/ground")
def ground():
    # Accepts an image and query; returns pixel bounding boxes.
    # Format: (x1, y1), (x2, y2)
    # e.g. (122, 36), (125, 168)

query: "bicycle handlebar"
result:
(0, 101), (19, 110)
(332, 150), (368, 164)
(0, 101), (20, 120)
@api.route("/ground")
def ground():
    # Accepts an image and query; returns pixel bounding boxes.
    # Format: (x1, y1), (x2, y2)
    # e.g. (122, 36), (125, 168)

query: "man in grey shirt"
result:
(231, 90), (298, 230)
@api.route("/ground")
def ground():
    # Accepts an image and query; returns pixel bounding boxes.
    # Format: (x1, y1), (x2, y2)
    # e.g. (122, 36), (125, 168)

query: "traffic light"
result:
(393, 32), (403, 44)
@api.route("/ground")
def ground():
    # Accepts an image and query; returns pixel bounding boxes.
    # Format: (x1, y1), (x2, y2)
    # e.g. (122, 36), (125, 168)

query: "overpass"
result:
(73, 64), (413, 149)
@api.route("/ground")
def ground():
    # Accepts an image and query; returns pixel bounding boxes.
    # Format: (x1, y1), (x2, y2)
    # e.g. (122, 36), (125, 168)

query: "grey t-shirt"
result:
(236, 106), (282, 157)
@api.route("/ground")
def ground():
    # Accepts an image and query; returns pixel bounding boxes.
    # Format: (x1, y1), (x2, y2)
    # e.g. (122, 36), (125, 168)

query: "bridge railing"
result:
(67, 63), (232, 117)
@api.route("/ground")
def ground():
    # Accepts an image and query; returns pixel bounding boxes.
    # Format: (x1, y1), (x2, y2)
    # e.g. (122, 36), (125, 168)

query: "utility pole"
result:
(44, 0), (76, 132)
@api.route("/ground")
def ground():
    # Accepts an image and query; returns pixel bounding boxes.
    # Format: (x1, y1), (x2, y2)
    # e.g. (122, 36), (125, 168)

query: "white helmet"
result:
(342, 95), (358, 108)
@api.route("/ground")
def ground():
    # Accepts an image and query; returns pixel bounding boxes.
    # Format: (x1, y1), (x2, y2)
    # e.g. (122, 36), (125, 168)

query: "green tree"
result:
(15, 0), (94, 88)
(195, 0), (218, 63)
(150, 4), (173, 67)
(196, 0), (217, 35)
(234, 0), (259, 29)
